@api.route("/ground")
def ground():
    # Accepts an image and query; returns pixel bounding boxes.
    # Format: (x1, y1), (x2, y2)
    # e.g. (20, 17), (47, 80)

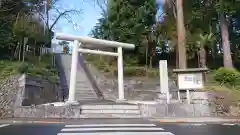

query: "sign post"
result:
(173, 68), (208, 104)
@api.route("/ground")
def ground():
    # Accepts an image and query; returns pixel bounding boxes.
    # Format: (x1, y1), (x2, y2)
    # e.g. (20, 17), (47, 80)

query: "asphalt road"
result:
(0, 119), (240, 135)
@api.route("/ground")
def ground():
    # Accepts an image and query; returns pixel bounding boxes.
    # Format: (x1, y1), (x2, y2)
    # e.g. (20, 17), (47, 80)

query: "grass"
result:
(0, 54), (59, 83)
(85, 54), (160, 78)
(0, 60), (22, 78)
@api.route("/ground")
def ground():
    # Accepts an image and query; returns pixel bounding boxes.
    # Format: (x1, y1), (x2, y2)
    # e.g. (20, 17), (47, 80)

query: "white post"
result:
(178, 90), (181, 100)
(117, 47), (125, 101)
(159, 60), (170, 103)
(166, 90), (170, 103)
(186, 89), (190, 104)
(67, 40), (79, 103)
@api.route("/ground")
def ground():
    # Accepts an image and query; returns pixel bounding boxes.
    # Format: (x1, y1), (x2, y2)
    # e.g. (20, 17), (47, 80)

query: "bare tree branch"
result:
(31, 0), (82, 32)
(50, 9), (81, 30)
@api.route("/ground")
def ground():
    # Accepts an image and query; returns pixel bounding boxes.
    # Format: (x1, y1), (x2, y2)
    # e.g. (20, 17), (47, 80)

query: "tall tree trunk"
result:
(199, 46), (206, 68)
(22, 38), (26, 62)
(145, 42), (148, 67)
(176, 0), (187, 69)
(175, 45), (179, 68)
(220, 13), (233, 68)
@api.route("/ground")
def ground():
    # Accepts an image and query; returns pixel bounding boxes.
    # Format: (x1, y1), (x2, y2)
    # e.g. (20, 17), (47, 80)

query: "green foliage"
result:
(0, 61), (22, 79)
(60, 41), (70, 54)
(213, 68), (240, 86)
(85, 55), (159, 78)
(123, 67), (147, 77)
(90, 0), (157, 65)
(59, 41), (70, 46)
(13, 15), (50, 44)
(16, 54), (59, 83)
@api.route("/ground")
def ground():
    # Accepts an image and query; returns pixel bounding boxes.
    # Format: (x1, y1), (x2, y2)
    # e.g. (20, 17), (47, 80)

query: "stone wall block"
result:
(45, 106), (65, 118)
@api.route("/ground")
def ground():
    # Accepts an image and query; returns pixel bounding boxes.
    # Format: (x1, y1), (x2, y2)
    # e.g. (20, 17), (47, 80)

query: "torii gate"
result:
(56, 33), (135, 103)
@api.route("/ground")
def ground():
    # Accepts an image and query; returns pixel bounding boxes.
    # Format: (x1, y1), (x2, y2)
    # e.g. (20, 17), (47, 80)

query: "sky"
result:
(51, 0), (164, 36)
(51, 0), (164, 50)
(51, 0), (102, 37)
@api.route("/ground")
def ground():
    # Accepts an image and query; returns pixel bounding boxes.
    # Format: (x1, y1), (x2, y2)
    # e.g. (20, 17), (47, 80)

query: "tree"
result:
(30, 0), (81, 46)
(0, 0), (40, 60)
(219, 0), (233, 68)
(196, 32), (215, 68)
(59, 40), (69, 46)
(176, 0), (187, 69)
(58, 40), (69, 53)
(91, 0), (157, 66)
(90, 0), (240, 70)
(63, 45), (70, 54)
(165, 0), (187, 69)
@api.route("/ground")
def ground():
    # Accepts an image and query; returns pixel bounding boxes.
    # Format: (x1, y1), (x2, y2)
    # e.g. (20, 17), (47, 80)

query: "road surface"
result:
(0, 119), (240, 135)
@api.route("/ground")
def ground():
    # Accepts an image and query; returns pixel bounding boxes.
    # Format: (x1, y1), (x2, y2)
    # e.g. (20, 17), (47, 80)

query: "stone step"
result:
(75, 85), (90, 88)
(76, 91), (94, 94)
(75, 90), (96, 94)
(66, 80), (91, 84)
(75, 92), (97, 95)
(75, 90), (94, 93)
(75, 94), (97, 97)
(75, 90), (95, 93)
(66, 76), (89, 79)
(75, 77), (89, 80)
(81, 105), (139, 110)
(75, 91), (97, 94)
(77, 98), (98, 100)
(75, 85), (93, 89)
(75, 95), (98, 99)
(75, 80), (90, 83)
(75, 84), (93, 87)
(77, 96), (98, 98)
(79, 114), (142, 118)
(81, 109), (141, 114)
(75, 90), (96, 93)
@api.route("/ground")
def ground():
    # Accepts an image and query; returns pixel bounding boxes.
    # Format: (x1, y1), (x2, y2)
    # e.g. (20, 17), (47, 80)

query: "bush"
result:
(146, 69), (159, 78)
(124, 67), (147, 77)
(0, 61), (22, 79)
(17, 62), (29, 73)
(213, 68), (240, 86)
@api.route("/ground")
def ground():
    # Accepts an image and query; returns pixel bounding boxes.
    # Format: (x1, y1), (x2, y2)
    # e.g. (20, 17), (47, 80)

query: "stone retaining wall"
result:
(85, 63), (179, 101)
(0, 75), (25, 118)
(14, 105), (81, 118)
(0, 74), (63, 119)
(139, 104), (217, 117)
(14, 102), (240, 118)
(22, 76), (62, 106)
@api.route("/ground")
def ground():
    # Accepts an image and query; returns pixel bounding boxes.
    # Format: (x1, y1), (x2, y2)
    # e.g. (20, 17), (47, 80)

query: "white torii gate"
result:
(56, 33), (135, 103)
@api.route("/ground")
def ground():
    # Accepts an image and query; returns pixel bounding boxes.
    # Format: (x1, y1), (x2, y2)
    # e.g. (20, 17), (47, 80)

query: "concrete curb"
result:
(0, 120), (64, 124)
(149, 117), (240, 123)
(1, 117), (240, 124)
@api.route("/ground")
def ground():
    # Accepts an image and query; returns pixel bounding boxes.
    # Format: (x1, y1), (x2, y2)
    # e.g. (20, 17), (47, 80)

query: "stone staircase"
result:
(80, 103), (142, 118)
(55, 54), (101, 101)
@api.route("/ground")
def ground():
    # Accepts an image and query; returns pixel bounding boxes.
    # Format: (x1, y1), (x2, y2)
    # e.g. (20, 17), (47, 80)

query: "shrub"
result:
(213, 68), (240, 86)
(17, 62), (29, 73)
(146, 69), (159, 78)
(124, 67), (146, 77)
(0, 61), (21, 78)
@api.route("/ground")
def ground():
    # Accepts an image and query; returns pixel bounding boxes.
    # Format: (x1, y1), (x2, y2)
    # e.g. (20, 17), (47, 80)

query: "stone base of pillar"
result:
(115, 99), (127, 103)
(65, 100), (79, 105)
